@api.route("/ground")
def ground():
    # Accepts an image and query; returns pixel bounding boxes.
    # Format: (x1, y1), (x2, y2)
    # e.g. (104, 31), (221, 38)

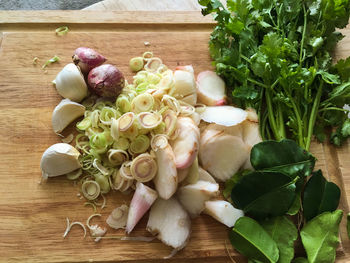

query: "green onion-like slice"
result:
(108, 149), (129, 166)
(77, 117), (92, 131)
(95, 173), (110, 194)
(66, 168), (82, 180)
(100, 107), (120, 125)
(113, 137), (130, 151)
(144, 57), (162, 72)
(116, 95), (131, 113)
(129, 135), (150, 154)
(82, 180), (100, 200)
(118, 112), (135, 131)
(42, 55), (60, 69)
(55, 26), (69, 36)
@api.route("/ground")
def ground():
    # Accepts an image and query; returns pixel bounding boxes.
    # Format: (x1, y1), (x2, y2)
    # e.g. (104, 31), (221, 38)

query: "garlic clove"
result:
(52, 98), (85, 134)
(54, 63), (88, 102)
(40, 143), (81, 178)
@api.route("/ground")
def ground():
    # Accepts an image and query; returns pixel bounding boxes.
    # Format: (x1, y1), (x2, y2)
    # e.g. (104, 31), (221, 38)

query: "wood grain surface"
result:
(0, 11), (349, 263)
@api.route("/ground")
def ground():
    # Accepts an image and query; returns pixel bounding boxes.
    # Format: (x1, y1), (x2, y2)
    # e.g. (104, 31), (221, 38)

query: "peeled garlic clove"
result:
(54, 63), (88, 102)
(40, 143), (81, 178)
(52, 98), (85, 134)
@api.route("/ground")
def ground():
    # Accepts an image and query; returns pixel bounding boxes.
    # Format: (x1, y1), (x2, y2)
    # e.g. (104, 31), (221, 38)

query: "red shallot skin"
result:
(72, 47), (106, 74)
(88, 64), (125, 98)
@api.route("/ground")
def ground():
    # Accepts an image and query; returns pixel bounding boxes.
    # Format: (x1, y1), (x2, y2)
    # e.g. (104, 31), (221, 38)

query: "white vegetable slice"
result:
(198, 167), (216, 183)
(52, 99), (85, 134)
(153, 144), (178, 199)
(200, 106), (247, 127)
(126, 183), (158, 234)
(199, 134), (250, 182)
(40, 143), (81, 178)
(204, 200), (244, 227)
(171, 66), (197, 106)
(177, 180), (219, 218)
(170, 117), (200, 169)
(147, 197), (191, 250)
(196, 71), (227, 106)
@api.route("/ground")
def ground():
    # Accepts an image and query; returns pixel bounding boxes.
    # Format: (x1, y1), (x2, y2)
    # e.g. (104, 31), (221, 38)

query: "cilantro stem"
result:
(299, 4), (307, 64)
(247, 78), (268, 88)
(266, 89), (283, 141)
(305, 82), (324, 150)
(318, 107), (349, 113)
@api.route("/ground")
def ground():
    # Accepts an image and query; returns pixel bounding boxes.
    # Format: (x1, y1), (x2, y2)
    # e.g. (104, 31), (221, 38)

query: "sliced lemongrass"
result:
(157, 64), (168, 74)
(137, 112), (162, 129)
(90, 133), (108, 154)
(86, 213), (102, 229)
(77, 117), (92, 131)
(147, 73), (161, 85)
(129, 57), (144, 72)
(136, 83), (149, 93)
(131, 93), (154, 113)
(120, 161), (134, 181)
(118, 112), (135, 132)
(144, 57), (162, 72)
(61, 133), (74, 144)
(151, 122), (166, 136)
(95, 173), (111, 194)
(162, 95), (181, 115)
(82, 180), (100, 200)
(93, 159), (112, 176)
(106, 204), (129, 230)
(151, 134), (169, 151)
(69, 222), (87, 238)
(142, 51), (153, 60)
(179, 101), (195, 116)
(123, 122), (139, 140)
(130, 153), (157, 182)
(42, 55), (60, 69)
(116, 94), (131, 113)
(157, 69), (174, 90)
(162, 110), (177, 136)
(152, 97), (162, 111)
(100, 107), (120, 125)
(129, 135), (150, 154)
(93, 193), (106, 209)
(84, 202), (97, 213)
(66, 168), (82, 180)
(81, 155), (94, 170)
(108, 149), (129, 166)
(55, 26), (69, 36)
(33, 57), (39, 65)
(63, 217), (70, 238)
(113, 137), (130, 151)
(110, 118), (119, 140)
(90, 110), (100, 128)
(112, 170), (129, 191)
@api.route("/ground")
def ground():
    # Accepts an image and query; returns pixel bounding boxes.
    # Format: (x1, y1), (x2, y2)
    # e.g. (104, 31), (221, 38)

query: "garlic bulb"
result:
(40, 143), (81, 178)
(52, 98), (85, 134)
(54, 63), (88, 102)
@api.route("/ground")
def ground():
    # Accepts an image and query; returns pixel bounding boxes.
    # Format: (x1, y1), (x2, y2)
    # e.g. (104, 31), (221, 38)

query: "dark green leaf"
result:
(333, 57), (350, 81)
(300, 210), (343, 263)
(223, 169), (251, 201)
(251, 139), (316, 178)
(229, 216), (279, 263)
(231, 171), (297, 219)
(287, 192), (301, 215)
(261, 216), (298, 263)
(303, 170), (341, 221)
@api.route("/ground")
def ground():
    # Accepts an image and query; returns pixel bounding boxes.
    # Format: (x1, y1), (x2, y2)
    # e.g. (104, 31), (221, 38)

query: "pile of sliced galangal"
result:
(40, 48), (262, 254)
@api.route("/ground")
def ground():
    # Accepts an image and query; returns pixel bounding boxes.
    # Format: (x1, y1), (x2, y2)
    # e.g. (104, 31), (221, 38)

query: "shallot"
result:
(72, 47), (106, 74)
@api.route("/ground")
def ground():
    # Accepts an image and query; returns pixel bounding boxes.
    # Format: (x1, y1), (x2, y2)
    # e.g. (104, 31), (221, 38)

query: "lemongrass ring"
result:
(144, 57), (162, 72)
(113, 137), (130, 151)
(91, 110), (100, 128)
(157, 64), (168, 74)
(162, 95), (181, 115)
(66, 168), (83, 180)
(110, 118), (119, 141)
(129, 135), (150, 154)
(118, 112), (135, 132)
(93, 159), (112, 176)
(116, 94), (131, 113)
(86, 213), (102, 229)
(108, 149), (129, 166)
(82, 180), (100, 200)
(130, 153), (157, 182)
(151, 134), (169, 151)
(162, 109), (177, 136)
(137, 112), (162, 129)
(142, 51), (153, 60)
(119, 161), (134, 180)
(132, 93), (154, 113)
(100, 107), (120, 125)
(123, 122), (139, 140)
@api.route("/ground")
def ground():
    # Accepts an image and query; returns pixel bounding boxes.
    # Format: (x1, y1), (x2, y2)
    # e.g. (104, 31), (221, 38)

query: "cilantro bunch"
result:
(199, 0), (350, 150)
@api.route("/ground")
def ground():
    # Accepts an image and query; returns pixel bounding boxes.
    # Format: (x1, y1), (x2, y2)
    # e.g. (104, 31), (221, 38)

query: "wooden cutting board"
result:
(0, 11), (349, 263)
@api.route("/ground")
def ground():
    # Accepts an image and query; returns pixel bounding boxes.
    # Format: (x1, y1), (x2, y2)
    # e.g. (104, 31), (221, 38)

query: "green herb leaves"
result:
(300, 210), (343, 263)
(200, 0), (350, 149)
(229, 217), (279, 263)
(231, 171), (297, 219)
(303, 170), (341, 221)
(250, 139), (316, 178)
(261, 216), (298, 263)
